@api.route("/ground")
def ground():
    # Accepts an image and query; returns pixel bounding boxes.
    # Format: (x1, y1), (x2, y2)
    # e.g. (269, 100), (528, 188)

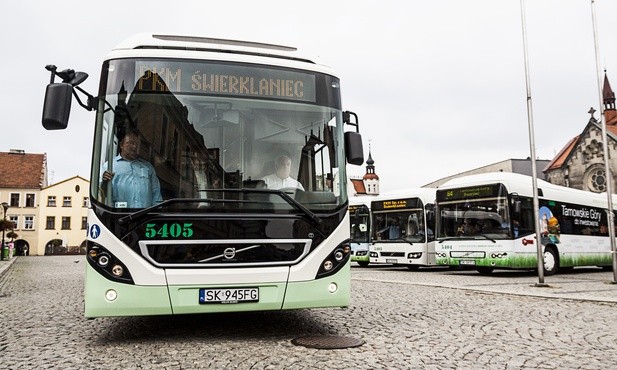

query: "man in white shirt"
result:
(261, 155), (304, 190)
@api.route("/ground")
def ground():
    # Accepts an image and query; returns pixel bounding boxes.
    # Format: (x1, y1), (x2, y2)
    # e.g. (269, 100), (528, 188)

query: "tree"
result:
(0, 219), (14, 233)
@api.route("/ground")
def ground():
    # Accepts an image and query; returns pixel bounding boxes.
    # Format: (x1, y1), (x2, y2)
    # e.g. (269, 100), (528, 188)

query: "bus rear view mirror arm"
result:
(42, 64), (96, 130)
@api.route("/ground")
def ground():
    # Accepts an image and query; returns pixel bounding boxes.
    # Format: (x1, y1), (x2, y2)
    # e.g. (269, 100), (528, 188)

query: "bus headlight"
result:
(111, 264), (124, 277)
(490, 253), (508, 259)
(334, 249), (345, 262)
(316, 240), (351, 279)
(407, 252), (423, 259)
(323, 260), (334, 271)
(97, 254), (110, 267)
(87, 241), (134, 285)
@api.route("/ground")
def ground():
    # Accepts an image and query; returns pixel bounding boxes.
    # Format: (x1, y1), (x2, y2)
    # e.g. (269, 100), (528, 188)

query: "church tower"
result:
(603, 71), (617, 123)
(362, 147), (380, 195)
(544, 71), (617, 192)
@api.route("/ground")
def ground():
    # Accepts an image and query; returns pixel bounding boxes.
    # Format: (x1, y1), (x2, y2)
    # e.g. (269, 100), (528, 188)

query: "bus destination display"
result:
(135, 61), (316, 102)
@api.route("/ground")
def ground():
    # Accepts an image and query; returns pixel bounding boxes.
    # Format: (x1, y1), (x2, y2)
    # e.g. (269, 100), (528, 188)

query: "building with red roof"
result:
(0, 149), (48, 256)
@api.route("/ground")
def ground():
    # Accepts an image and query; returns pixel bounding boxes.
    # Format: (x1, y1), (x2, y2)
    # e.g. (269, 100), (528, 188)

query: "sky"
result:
(2, 0), (617, 192)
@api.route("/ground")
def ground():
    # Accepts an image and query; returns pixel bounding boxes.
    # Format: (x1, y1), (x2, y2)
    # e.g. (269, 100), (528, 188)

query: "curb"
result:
(0, 256), (17, 278)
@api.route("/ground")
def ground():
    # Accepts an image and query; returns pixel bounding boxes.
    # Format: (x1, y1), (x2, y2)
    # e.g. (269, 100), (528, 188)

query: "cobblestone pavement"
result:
(1, 256), (617, 369)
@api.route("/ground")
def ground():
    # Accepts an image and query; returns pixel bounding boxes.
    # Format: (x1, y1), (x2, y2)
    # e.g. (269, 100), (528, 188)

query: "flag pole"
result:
(520, 0), (547, 286)
(590, 0), (617, 283)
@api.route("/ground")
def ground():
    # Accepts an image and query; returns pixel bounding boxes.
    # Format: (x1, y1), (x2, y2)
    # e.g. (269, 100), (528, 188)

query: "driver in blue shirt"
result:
(102, 130), (162, 208)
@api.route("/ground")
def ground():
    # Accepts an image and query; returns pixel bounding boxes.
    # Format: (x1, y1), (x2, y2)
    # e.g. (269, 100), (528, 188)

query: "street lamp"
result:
(1, 202), (8, 261)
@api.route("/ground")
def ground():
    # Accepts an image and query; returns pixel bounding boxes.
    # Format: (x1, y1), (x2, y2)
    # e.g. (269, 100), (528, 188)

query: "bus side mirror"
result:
(42, 83), (72, 130)
(514, 200), (521, 214)
(345, 131), (364, 165)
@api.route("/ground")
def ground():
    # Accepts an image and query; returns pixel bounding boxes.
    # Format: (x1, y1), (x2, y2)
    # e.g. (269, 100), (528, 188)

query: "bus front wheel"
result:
(543, 247), (559, 276)
(357, 261), (370, 267)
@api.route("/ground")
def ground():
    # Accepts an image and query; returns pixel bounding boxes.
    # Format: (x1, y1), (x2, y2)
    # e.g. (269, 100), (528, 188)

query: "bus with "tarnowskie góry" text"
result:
(435, 172), (615, 275)
(41, 34), (364, 317)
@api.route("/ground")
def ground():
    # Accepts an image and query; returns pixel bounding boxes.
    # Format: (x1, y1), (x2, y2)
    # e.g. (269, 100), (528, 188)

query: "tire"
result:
(543, 247), (559, 276)
(406, 265), (420, 271)
(476, 267), (494, 275)
(357, 261), (370, 267)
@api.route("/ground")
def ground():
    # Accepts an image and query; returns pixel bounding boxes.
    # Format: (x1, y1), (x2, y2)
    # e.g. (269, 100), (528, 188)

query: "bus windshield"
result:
(350, 204), (370, 243)
(371, 198), (429, 243)
(90, 58), (347, 212)
(436, 184), (512, 240)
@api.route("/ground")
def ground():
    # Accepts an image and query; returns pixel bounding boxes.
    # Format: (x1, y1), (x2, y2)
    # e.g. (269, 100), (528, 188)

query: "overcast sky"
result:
(2, 0), (617, 192)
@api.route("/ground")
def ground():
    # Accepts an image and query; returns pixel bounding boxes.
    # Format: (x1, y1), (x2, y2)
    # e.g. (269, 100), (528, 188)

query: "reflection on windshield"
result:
(437, 197), (512, 239)
(373, 210), (428, 242)
(92, 60), (347, 212)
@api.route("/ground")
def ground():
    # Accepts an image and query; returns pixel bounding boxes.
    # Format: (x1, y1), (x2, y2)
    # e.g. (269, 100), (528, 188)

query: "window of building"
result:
(24, 216), (34, 230)
(25, 193), (35, 207)
(61, 217), (71, 230)
(46, 216), (55, 230)
(83, 197), (89, 207)
(63, 196), (72, 207)
(47, 196), (56, 207)
(9, 216), (18, 230)
(10, 193), (19, 207)
(82, 217), (88, 230)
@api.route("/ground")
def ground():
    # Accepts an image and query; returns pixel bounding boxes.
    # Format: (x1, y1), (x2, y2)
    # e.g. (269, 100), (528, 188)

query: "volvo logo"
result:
(223, 248), (236, 259)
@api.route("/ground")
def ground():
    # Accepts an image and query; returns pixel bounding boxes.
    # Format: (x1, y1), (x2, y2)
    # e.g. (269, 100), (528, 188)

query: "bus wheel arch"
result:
(543, 245), (559, 276)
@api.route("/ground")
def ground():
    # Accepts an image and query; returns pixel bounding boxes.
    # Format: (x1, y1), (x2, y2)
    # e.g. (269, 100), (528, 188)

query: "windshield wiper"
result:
(472, 234), (496, 243)
(117, 198), (214, 225)
(117, 189), (322, 227)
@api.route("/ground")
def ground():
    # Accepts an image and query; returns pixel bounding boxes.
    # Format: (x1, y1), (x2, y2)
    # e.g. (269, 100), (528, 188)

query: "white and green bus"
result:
(349, 196), (373, 267)
(435, 172), (615, 275)
(368, 189), (437, 269)
(42, 34), (364, 317)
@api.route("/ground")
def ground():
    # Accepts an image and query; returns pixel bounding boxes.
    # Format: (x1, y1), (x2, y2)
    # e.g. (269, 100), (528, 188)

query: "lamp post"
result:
(1, 202), (8, 261)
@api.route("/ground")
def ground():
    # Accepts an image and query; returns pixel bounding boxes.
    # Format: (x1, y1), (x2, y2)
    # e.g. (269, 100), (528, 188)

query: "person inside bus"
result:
(457, 219), (479, 236)
(379, 217), (402, 240)
(102, 130), (163, 208)
(261, 155), (305, 190)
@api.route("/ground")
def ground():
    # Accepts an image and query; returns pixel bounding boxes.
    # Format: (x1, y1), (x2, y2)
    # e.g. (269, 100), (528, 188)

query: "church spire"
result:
(603, 71), (616, 124)
(362, 141), (379, 195)
(603, 71), (615, 110)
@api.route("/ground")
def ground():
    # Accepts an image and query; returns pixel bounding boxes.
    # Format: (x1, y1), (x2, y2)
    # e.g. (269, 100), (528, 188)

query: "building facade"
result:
(0, 150), (47, 255)
(37, 176), (89, 255)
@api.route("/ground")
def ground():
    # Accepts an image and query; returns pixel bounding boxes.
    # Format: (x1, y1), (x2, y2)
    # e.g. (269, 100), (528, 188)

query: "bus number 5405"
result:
(145, 223), (194, 238)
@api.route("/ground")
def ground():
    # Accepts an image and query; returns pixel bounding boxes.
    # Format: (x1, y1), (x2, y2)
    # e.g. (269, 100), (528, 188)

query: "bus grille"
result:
(138, 239), (311, 267)
(380, 252), (405, 257)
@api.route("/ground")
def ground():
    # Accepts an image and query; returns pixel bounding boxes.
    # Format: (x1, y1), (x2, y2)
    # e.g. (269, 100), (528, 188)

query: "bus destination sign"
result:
(438, 185), (499, 202)
(135, 61), (316, 102)
(372, 198), (419, 211)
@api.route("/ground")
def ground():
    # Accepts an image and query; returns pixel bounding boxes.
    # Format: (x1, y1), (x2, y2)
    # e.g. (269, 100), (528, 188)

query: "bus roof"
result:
(378, 188), (437, 204)
(106, 33), (336, 76)
(438, 172), (617, 208)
